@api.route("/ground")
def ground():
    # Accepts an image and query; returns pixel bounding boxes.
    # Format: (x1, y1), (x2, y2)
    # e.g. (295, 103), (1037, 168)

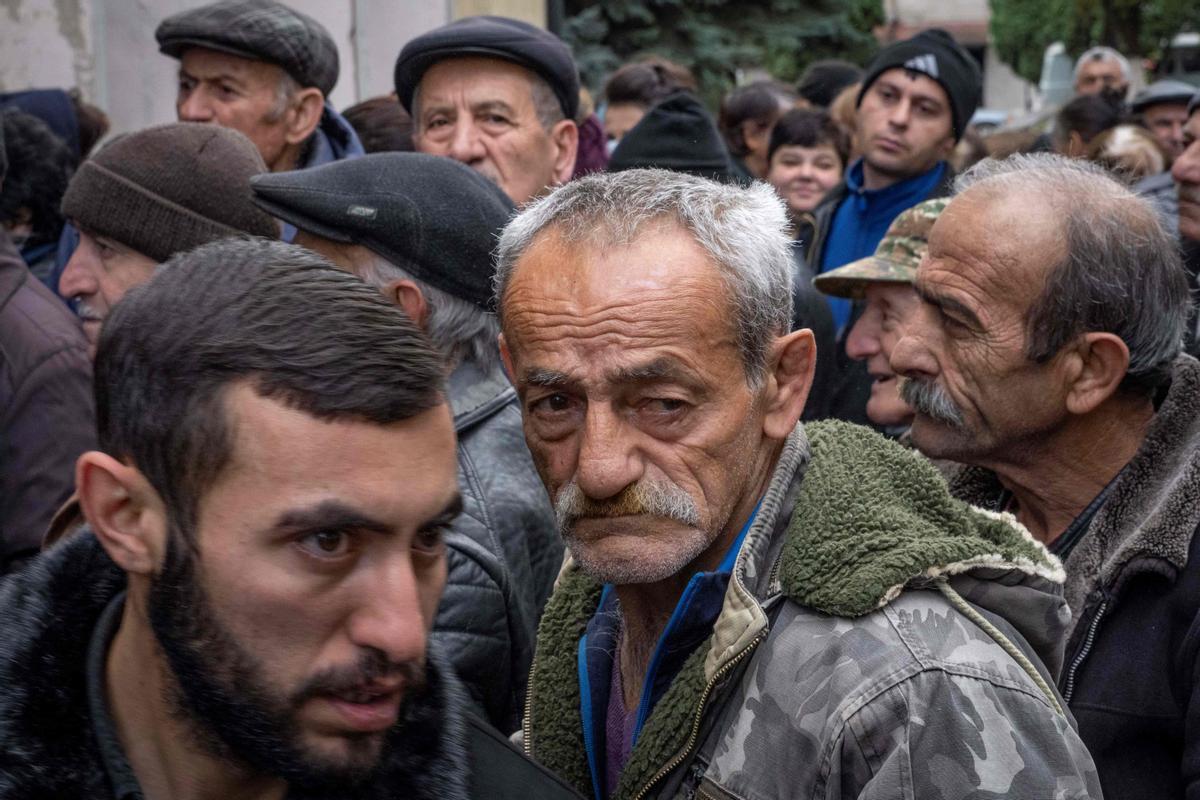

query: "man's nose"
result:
(344, 555), (429, 666)
(447, 119), (487, 165)
(59, 247), (97, 300)
(845, 308), (882, 361)
(887, 98), (912, 129)
(574, 404), (642, 502)
(178, 89), (214, 122)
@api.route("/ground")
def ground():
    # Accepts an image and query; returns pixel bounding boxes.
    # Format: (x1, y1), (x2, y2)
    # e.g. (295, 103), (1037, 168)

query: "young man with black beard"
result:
(0, 238), (581, 800)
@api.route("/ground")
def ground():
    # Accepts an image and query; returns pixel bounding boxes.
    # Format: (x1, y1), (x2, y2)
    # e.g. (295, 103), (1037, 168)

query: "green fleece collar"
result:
(526, 420), (1062, 799)
(783, 421), (1063, 617)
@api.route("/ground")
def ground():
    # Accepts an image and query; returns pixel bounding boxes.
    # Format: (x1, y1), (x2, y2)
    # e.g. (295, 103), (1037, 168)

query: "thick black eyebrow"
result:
(915, 282), (983, 330)
(423, 493), (464, 530)
(273, 500), (393, 536)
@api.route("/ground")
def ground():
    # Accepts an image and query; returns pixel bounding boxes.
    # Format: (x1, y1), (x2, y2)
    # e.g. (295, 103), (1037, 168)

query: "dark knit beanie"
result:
(61, 122), (278, 263)
(608, 92), (740, 183)
(797, 60), (863, 108)
(857, 29), (981, 141)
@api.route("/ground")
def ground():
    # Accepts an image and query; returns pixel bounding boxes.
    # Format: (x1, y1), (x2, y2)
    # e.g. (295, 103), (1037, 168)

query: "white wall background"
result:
(0, 0), (545, 135)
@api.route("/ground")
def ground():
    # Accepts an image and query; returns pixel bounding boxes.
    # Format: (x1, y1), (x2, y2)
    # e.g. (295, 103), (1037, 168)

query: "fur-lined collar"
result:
(951, 355), (1200, 622)
(0, 532), (471, 799)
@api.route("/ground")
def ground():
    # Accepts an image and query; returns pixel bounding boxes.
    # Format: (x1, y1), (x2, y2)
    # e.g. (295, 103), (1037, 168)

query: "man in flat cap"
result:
(394, 16), (579, 206)
(1130, 80), (1197, 237)
(814, 198), (945, 436)
(57, 122), (279, 360)
(156, 0), (363, 183)
(250, 153), (562, 735)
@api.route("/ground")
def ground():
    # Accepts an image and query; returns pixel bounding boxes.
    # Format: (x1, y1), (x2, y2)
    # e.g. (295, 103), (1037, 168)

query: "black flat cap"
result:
(156, 0), (340, 96)
(1131, 80), (1200, 113)
(250, 152), (514, 308)
(394, 15), (579, 121)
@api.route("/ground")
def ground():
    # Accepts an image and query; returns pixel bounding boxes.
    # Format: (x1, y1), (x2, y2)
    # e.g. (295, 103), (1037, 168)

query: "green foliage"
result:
(989, 0), (1200, 84)
(563, 0), (885, 109)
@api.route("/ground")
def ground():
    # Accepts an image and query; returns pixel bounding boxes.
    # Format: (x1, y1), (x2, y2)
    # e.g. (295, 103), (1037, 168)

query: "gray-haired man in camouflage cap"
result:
(814, 198), (945, 433)
(156, 0), (363, 177)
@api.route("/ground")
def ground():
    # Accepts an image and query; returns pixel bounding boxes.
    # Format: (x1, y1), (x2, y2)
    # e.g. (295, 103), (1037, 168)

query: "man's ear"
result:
(386, 279), (429, 329)
(762, 329), (816, 439)
(76, 452), (170, 575)
(499, 332), (517, 385)
(284, 87), (325, 146)
(1064, 332), (1131, 415)
(550, 119), (580, 185)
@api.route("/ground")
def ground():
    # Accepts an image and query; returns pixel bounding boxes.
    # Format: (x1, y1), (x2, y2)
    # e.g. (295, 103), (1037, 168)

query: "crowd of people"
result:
(1, 0), (1200, 798)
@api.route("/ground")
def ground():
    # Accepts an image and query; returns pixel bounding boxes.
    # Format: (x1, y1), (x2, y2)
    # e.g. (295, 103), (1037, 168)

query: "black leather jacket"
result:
(432, 358), (562, 734)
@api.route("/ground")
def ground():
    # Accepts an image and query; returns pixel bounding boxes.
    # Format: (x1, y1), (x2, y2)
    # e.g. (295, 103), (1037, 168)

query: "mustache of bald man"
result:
(899, 376), (967, 428)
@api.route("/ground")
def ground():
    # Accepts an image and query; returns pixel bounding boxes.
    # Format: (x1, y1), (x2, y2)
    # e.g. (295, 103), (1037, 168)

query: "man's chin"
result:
(565, 524), (713, 585)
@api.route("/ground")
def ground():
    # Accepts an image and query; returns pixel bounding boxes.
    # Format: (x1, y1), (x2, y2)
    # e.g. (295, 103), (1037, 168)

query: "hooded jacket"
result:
(0, 529), (582, 800)
(523, 420), (1101, 800)
(950, 353), (1200, 800)
(435, 357), (563, 734)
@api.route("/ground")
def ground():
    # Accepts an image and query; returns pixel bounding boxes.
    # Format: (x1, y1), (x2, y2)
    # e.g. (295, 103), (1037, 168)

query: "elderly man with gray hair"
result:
(1073, 45), (1132, 99)
(891, 152), (1198, 800)
(497, 168), (1100, 799)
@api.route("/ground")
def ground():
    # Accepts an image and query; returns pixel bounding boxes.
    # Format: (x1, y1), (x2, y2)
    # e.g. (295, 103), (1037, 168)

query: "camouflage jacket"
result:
(523, 421), (1102, 800)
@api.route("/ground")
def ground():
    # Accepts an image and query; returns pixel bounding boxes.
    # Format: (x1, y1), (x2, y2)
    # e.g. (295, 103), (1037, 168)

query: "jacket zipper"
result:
(1062, 598), (1109, 704)
(523, 650), (537, 755)
(629, 629), (768, 800)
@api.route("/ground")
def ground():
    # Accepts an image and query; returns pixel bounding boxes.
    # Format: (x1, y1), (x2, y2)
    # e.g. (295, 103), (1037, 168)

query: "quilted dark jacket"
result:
(433, 358), (562, 734)
(0, 230), (94, 574)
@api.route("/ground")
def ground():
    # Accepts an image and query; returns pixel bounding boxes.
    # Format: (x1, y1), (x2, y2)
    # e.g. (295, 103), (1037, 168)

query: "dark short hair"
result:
(68, 88), (110, 159)
(95, 237), (445, 533)
(342, 95), (414, 153)
(718, 80), (798, 158)
(1056, 92), (1125, 147)
(0, 109), (74, 247)
(796, 60), (863, 108)
(603, 57), (696, 108)
(767, 108), (849, 166)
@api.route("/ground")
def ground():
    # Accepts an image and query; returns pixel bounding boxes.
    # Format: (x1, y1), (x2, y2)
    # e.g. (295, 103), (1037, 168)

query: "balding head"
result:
(954, 154), (1188, 393)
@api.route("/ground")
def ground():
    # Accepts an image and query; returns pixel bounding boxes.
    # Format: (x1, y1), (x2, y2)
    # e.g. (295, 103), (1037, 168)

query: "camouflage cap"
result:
(813, 197), (948, 300)
(156, 0), (339, 96)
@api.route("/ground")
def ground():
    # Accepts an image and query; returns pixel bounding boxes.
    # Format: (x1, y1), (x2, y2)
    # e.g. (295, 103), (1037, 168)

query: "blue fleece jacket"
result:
(819, 159), (946, 333)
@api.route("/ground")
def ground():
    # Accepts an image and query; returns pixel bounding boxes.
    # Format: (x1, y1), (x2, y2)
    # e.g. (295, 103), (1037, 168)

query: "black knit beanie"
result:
(608, 91), (740, 183)
(857, 29), (981, 141)
(61, 122), (278, 262)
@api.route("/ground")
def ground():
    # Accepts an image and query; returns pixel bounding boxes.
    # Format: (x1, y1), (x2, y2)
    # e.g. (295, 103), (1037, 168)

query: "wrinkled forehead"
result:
(921, 187), (1061, 306)
(179, 46), (285, 86)
(501, 221), (737, 350)
(417, 56), (539, 106)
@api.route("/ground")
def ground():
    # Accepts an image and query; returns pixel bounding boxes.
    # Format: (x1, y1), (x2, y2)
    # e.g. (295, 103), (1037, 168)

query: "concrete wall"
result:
(0, 0), (544, 136)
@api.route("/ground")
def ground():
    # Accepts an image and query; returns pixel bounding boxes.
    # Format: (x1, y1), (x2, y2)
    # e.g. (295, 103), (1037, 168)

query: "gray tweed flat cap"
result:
(250, 153), (515, 308)
(156, 0), (339, 96)
(394, 15), (579, 121)
(1131, 80), (1199, 113)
